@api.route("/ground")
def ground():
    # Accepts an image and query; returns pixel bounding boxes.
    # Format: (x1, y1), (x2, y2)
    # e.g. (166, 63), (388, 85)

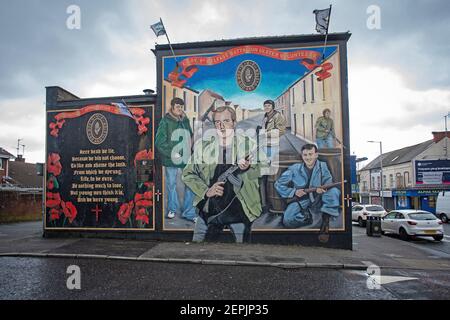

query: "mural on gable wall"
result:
(45, 103), (155, 230)
(157, 43), (349, 245)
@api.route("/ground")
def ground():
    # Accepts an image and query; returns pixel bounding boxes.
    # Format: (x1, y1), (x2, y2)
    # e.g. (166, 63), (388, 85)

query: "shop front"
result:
(392, 189), (447, 213)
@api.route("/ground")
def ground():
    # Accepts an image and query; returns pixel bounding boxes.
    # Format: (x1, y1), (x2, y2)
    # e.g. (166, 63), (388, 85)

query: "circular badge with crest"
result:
(236, 60), (261, 92)
(86, 113), (109, 145)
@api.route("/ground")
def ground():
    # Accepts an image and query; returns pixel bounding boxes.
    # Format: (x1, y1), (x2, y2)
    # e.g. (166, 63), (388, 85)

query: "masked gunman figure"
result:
(261, 99), (286, 162)
(182, 106), (268, 243)
(274, 144), (341, 243)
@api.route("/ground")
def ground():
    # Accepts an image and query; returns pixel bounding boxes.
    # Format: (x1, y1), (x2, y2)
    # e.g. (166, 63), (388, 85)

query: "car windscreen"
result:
(365, 206), (384, 212)
(408, 213), (436, 221)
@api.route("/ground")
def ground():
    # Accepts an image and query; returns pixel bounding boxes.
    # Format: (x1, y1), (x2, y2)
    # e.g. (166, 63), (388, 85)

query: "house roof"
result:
(0, 147), (14, 159)
(8, 161), (43, 188)
(200, 89), (225, 101)
(361, 140), (435, 171)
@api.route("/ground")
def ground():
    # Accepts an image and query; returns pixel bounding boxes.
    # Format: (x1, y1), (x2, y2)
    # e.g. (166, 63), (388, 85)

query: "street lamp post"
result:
(445, 113), (450, 158)
(368, 141), (384, 208)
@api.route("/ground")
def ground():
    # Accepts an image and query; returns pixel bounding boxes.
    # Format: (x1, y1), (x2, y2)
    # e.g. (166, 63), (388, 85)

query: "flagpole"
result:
(321, 4), (332, 63)
(160, 18), (179, 67)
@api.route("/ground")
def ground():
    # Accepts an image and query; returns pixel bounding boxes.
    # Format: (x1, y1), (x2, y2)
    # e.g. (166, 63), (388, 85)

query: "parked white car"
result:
(381, 210), (444, 241)
(436, 191), (450, 223)
(352, 204), (387, 227)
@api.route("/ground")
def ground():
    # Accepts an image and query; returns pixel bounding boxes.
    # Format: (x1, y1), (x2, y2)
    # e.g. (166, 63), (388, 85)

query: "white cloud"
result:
(349, 64), (450, 164)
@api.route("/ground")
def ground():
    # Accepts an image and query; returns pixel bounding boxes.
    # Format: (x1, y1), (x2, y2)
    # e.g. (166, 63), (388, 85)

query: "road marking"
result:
(372, 275), (418, 285)
(444, 235), (450, 239)
(442, 239), (450, 243)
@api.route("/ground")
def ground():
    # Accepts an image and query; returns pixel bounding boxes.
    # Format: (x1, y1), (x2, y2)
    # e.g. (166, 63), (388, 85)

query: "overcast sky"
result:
(1, 0), (449, 165)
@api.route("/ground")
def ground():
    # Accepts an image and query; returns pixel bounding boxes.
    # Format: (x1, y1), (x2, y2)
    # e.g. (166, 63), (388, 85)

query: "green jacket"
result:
(315, 116), (334, 139)
(182, 135), (268, 222)
(263, 111), (286, 146)
(155, 112), (193, 168)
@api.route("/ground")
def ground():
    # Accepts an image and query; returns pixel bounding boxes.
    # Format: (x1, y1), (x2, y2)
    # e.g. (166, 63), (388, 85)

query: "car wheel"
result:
(433, 235), (444, 241)
(441, 214), (449, 224)
(399, 228), (409, 241)
(358, 217), (365, 228)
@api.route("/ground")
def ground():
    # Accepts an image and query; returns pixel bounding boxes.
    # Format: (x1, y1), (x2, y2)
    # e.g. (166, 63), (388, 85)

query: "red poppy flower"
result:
(143, 182), (154, 189)
(135, 209), (149, 225)
(61, 201), (77, 224)
(134, 149), (154, 167)
(47, 178), (54, 190)
(134, 192), (153, 208)
(50, 208), (60, 221)
(117, 201), (134, 225)
(47, 153), (62, 176)
(46, 192), (61, 208)
(130, 108), (146, 117)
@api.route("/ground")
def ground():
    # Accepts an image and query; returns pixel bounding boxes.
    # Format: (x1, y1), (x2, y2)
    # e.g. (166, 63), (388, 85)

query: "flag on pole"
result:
(313, 8), (331, 34)
(112, 102), (134, 119)
(150, 20), (166, 37)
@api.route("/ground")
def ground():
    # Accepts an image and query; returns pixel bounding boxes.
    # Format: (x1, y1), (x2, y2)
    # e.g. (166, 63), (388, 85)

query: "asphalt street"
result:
(0, 256), (449, 300)
(1, 221), (450, 300)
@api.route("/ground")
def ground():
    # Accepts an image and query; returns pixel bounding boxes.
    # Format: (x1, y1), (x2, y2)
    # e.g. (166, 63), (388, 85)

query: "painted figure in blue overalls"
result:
(275, 143), (341, 243)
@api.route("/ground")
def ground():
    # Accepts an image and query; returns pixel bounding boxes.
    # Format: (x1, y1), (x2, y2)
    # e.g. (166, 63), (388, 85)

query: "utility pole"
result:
(368, 141), (384, 208)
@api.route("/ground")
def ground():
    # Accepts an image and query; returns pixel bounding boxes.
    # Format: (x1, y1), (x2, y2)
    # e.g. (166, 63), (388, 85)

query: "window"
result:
(183, 91), (187, 111)
(389, 174), (394, 188)
(395, 213), (405, 220)
(292, 88), (295, 105)
(311, 75), (315, 103)
(377, 176), (380, 190)
(310, 114), (314, 138)
(194, 96), (197, 112)
(294, 114), (298, 135)
(383, 175), (387, 189)
(0, 159), (3, 170)
(192, 117), (196, 131)
(302, 114), (306, 138)
(396, 173), (403, 188)
(173, 88), (177, 99)
(362, 181), (368, 192)
(371, 177), (375, 189)
(404, 172), (410, 185)
(385, 212), (397, 219)
(303, 80), (307, 103)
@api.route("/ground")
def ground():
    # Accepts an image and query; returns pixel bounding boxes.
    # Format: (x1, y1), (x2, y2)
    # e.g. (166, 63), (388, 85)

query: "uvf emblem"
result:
(86, 113), (108, 145)
(236, 60), (261, 92)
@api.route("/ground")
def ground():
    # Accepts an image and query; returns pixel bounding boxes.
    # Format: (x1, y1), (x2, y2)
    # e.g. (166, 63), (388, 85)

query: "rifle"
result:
(286, 181), (346, 205)
(199, 143), (265, 216)
(215, 143), (265, 189)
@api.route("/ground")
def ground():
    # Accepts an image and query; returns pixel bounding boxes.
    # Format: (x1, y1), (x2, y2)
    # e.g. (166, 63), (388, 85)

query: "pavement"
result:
(1, 221), (450, 271)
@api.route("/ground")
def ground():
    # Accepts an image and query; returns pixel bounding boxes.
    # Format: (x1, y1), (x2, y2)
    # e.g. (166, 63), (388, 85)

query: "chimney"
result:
(15, 155), (25, 162)
(432, 131), (450, 143)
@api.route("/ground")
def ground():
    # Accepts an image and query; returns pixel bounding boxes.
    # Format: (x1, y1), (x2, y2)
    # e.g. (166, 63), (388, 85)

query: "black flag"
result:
(313, 8), (331, 34)
(150, 21), (166, 37)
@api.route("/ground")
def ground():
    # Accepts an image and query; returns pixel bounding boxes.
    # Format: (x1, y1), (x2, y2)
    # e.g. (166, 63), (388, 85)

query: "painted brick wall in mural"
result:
(158, 43), (349, 245)
(45, 104), (155, 230)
